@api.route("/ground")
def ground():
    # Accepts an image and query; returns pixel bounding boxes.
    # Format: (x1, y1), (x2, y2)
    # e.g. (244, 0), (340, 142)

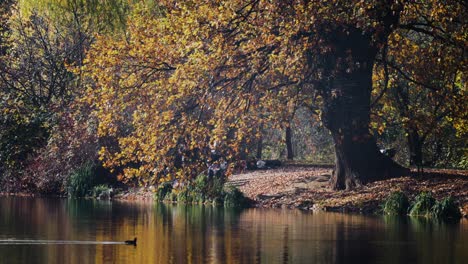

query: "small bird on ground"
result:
(124, 238), (137, 246)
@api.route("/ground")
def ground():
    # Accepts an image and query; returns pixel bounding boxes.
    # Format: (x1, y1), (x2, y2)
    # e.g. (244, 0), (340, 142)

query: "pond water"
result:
(0, 197), (467, 264)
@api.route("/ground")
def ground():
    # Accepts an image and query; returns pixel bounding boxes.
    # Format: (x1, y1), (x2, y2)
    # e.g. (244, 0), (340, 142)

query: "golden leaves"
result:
(78, 0), (466, 185)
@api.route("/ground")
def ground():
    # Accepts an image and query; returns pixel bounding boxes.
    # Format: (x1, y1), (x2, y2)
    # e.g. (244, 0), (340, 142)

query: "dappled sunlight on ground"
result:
(229, 166), (468, 216)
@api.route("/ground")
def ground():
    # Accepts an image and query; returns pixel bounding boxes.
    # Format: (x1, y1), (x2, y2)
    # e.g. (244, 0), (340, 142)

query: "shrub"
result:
(191, 174), (209, 203)
(192, 192), (206, 203)
(457, 155), (468, 170)
(224, 186), (248, 208)
(431, 196), (462, 219)
(193, 174), (208, 193)
(208, 176), (225, 199)
(383, 191), (410, 215)
(155, 182), (173, 201)
(212, 196), (224, 206)
(168, 175), (246, 207)
(92, 184), (112, 199)
(67, 161), (97, 197)
(409, 192), (436, 217)
(176, 185), (193, 203)
(165, 191), (177, 202)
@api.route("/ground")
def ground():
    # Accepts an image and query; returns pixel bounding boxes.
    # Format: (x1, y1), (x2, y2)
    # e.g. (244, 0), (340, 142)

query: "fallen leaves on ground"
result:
(229, 167), (468, 216)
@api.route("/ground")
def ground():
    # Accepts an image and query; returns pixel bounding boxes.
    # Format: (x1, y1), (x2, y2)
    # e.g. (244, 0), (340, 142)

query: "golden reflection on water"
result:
(0, 197), (467, 264)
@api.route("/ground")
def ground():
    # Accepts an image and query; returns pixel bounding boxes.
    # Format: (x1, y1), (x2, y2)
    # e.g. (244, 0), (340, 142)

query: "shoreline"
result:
(2, 166), (467, 217)
(229, 166), (468, 217)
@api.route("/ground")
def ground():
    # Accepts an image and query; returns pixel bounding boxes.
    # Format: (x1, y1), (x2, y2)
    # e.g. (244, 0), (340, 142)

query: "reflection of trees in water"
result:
(282, 226), (289, 264)
(152, 205), (245, 263)
(332, 216), (386, 264)
(381, 216), (416, 263)
(255, 225), (262, 263)
(408, 217), (460, 264)
(1, 198), (467, 263)
(0, 197), (96, 264)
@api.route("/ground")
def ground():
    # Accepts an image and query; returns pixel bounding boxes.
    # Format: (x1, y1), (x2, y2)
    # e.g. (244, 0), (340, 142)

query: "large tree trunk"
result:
(285, 125), (294, 160)
(320, 29), (408, 190)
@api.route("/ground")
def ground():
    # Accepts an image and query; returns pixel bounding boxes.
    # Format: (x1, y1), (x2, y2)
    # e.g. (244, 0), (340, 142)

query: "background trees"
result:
(0, 1), (112, 192)
(0, 8), (86, 191)
(82, 0), (465, 189)
(372, 0), (467, 169)
(0, 0), (466, 193)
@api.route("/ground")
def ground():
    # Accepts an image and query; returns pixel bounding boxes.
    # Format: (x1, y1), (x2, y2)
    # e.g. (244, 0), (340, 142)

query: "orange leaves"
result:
(78, 0), (466, 186)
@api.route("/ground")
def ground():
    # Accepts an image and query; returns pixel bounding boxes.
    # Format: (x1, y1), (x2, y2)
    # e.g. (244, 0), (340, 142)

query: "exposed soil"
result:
(228, 166), (468, 217)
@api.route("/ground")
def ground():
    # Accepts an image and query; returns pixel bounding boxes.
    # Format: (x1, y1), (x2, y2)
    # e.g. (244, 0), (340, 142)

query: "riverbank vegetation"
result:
(383, 191), (462, 219)
(154, 174), (250, 208)
(0, 1), (466, 211)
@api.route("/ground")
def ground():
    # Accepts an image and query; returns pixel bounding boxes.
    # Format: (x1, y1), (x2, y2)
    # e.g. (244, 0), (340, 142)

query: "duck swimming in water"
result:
(124, 238), (137, 246)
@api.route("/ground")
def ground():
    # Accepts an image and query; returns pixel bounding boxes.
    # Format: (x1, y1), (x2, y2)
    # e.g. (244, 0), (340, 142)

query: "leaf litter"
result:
(229, 166), (468, 216)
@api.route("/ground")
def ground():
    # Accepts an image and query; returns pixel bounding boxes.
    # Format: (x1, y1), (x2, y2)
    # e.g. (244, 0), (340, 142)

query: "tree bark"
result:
(319, 29), (409, 190)
(407, 129), (423, 167)
(256, 135), (263, 160)
(285, 125), (294, 160)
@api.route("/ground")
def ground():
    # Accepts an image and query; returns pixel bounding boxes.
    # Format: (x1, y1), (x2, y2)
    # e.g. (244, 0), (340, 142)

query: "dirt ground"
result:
(228, 166), (468, 217)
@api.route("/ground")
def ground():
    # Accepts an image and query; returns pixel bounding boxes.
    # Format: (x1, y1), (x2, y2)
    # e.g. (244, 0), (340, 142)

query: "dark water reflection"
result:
(0, 197), (467, 263)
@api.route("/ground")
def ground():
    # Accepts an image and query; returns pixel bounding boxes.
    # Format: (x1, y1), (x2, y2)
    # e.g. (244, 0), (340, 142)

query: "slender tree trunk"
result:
(239, 138), (248, 161)
(285, 125), (294, 160)
(256, 135), (263, 160)
(407, 129), (423, 168)
(256, 124), (263, 159)
(319, 30), (408, 190)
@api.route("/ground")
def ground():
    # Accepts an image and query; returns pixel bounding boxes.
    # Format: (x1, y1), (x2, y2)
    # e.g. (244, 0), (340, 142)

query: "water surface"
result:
(0, 197), (466, 263)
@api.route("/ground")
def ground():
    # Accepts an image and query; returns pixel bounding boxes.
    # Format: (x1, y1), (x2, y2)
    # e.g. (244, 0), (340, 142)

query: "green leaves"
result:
(383, 191), (410, 215)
